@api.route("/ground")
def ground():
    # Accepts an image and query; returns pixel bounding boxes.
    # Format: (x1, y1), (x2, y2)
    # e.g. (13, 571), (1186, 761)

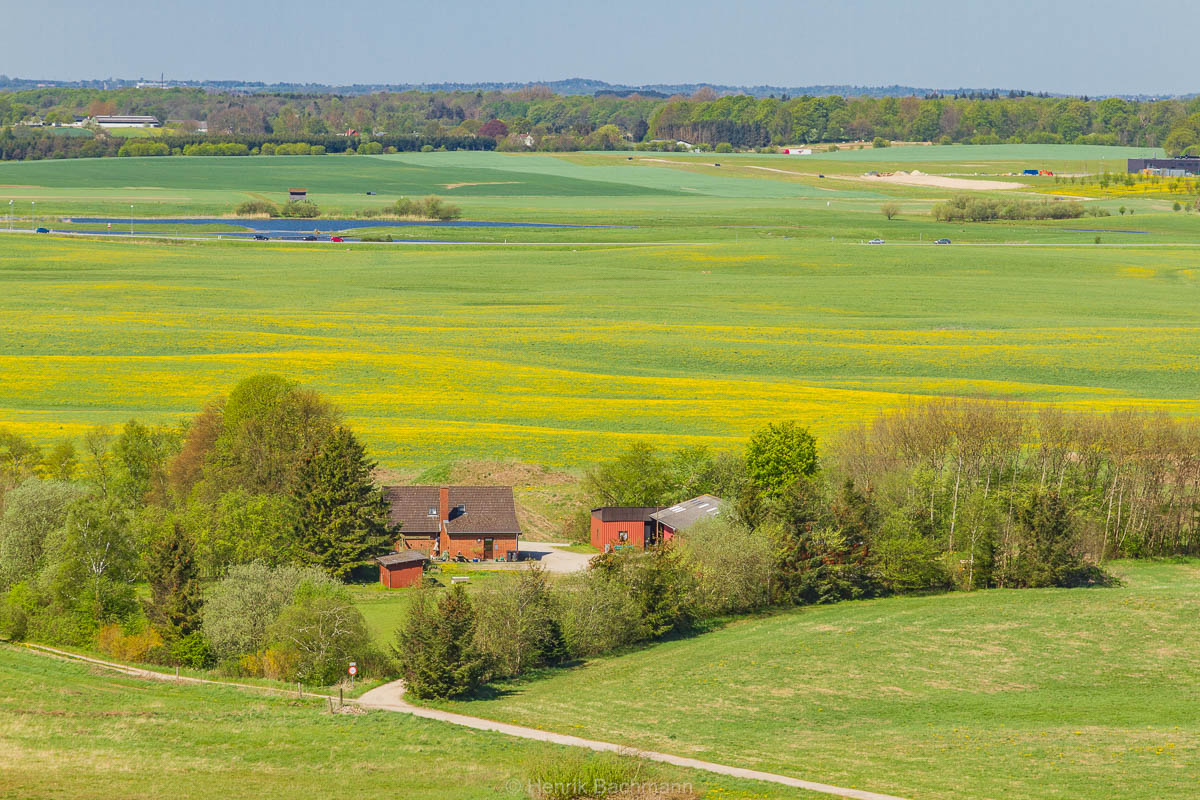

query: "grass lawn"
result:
(0, 644), (819, 800)
(426, 560), (1200, 800)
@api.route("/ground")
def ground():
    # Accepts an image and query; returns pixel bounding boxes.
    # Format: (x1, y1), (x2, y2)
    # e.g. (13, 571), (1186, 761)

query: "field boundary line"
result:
(13, 641), (912, 800)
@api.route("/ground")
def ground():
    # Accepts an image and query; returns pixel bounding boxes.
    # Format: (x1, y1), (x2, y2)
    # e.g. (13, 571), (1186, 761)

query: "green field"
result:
(0, 146), (1198, 465)
(426, 560), (1200, 800)
(0, 645), (816, 800)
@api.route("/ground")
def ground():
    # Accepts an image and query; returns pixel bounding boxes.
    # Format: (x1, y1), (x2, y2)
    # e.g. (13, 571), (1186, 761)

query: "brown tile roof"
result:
(384, 486), (522, 536)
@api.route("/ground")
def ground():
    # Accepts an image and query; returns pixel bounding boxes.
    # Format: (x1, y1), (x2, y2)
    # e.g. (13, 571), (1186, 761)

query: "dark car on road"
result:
(935, 238), (951, 244)
(35, 227), (50, 233)
(302, 235), (318, 241)
(252, 234), (268, 240)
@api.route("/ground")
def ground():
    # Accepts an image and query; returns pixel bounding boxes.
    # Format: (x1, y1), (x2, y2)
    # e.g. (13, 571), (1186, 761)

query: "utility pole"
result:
(31, 200), (35, 231)
(130, 204), (134, 237)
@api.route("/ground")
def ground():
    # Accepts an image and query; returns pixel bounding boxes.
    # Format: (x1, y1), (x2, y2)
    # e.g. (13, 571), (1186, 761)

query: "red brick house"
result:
(385, 486), (521, 561)
(589, 506), (665, 551)
(376, 550), (429, 588)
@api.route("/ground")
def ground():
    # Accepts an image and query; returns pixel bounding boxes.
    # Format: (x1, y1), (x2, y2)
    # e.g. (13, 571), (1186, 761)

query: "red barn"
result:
(590, 506), (665, 551)
(376, 550), (429, 588)
(650, 495), (725, 542)
(385, 486), (521, 561)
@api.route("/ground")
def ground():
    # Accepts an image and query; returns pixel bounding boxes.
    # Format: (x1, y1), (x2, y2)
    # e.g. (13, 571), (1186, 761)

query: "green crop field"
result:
(0, 645), (816, 800)
(427, 560), (1200, 800)
(0, 146), (1198, 466)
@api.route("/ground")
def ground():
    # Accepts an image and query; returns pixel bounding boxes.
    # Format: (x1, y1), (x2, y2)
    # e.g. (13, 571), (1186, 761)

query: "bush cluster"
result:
(933, 194), (1111, 221)
(393, 195), (461, 221)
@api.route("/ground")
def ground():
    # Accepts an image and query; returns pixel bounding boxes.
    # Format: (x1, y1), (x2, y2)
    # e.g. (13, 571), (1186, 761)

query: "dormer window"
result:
(428, 506), (438, 517)
(456, 504), (466, 514)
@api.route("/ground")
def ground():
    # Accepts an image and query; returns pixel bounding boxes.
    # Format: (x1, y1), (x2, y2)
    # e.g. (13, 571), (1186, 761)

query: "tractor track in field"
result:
(15, 641), (912, 800)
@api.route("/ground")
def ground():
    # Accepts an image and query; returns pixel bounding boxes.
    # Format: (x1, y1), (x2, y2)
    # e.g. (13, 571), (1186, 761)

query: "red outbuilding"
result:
(590, 506), (665, 551)
(376, 550), (429, 588)
(384, 486), (522, 561)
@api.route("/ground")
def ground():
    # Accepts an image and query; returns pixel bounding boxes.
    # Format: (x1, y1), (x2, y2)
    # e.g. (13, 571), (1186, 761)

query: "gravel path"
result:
(16, 640), (912, 800)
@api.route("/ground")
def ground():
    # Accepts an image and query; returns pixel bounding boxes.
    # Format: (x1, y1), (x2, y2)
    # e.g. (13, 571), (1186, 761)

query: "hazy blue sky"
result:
(4, 0), (1194, 95)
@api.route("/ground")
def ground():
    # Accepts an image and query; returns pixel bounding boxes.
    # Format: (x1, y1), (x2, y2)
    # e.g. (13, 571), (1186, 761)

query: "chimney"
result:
(439, 487), (450, 521)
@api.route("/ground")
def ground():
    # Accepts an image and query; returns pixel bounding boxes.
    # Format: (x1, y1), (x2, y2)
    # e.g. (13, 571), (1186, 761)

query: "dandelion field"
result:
(1, 146), (1199, 467)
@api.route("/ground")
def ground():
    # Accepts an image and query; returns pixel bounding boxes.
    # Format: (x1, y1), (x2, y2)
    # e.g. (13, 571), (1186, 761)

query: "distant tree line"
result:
(2, 87), (1200, 159)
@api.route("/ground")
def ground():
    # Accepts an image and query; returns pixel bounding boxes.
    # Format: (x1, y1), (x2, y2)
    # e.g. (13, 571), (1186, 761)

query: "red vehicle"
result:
(330, 236), (344, 243)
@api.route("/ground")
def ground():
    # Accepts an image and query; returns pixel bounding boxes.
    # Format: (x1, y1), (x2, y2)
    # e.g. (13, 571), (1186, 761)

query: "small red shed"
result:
(376, 550), (429, 589)
(590, 506), (665, 551)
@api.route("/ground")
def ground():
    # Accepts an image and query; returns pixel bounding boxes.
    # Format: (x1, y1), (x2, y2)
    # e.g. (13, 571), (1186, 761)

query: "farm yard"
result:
(1, 145), (1199, 466)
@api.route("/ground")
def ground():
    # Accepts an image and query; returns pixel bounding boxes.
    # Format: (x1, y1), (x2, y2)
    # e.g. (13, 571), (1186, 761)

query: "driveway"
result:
(518, 542), (595, 573)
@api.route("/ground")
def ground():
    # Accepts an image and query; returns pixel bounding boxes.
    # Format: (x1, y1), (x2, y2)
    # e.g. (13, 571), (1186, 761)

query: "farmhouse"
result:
(376, 550), (429, 588)
(91, 115), (161, 128)
(590, 494), (728, 551)
(651, 494), (726, 542)
(288, 188), (308, 202)
(590, 506), (665, 551)
(386, 486), (521, 561)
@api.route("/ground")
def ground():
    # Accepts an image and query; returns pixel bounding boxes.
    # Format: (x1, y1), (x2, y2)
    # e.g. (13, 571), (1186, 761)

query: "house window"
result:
(456, 504), (466, 513)
(428, 506), (437, 517)
(618, 530), (628, 542)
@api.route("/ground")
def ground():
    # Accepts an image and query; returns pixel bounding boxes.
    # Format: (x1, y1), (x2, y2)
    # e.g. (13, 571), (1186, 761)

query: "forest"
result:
(3, 86), (1200, 159)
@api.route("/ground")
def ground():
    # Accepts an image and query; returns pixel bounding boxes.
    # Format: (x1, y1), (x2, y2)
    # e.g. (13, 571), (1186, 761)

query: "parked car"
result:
(868, 238), (885, 244)
(35, 227), (50, 233)
(302, 235), (318, 241)
(935, 238), (952, 245)
(366, 191), (377, 195)
(330, 236), (344, 243)
(252, 234), (268, 241)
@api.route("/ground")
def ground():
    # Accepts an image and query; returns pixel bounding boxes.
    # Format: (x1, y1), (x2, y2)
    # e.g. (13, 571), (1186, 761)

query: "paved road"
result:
(519, 542), (596, 573)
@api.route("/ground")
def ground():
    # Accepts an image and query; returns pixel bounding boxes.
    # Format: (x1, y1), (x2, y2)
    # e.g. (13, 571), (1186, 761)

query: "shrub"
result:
(672, 517), (772, 616)
(234, 200), (278, 217)
(933, 195), (1099, 222)
(714, 142), (733, 153)
(278, 200), (320, 218)
(97, 623), (164, 662)
(201, 562), (336, 659)
(473, 567), (565, 679)
(266, 580), (374, 685)
(393, 195), (461, 221)
(117, 140), (169, 157)
(182, 142), (249, 157)
(420, 144), (434, 153)
(872, 136), (890, 148)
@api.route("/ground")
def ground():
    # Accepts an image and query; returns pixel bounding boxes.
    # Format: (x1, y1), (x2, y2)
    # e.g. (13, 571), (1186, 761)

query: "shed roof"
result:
(591, 506), (665, 523)
(376, 551), (430, 567)
(651, 494), (726, 532)
(384, 486), (522, 535)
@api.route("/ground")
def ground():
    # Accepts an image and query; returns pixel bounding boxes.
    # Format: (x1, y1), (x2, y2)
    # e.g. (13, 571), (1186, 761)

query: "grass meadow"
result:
(0, 145), (1197, 468)
(429, 560), (1200, 800)
(0, 645), (819, 800)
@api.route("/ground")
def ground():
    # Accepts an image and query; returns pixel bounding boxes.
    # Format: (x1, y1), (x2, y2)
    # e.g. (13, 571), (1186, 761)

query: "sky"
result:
(3, 0), (1195, 96)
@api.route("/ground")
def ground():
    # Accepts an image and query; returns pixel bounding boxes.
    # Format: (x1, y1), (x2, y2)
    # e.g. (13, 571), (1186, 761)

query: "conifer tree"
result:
(394, 585), (486, 699)
(144, 522), (204, 640)
(292, 426), (392, 579)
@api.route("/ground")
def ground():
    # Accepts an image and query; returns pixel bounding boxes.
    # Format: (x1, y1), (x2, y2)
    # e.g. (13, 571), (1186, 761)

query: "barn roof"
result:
(650, 494), (726, 531)
(376, 551), (429, 567)
(590, 506), (664, 522)
(384, 486), (522, 535)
